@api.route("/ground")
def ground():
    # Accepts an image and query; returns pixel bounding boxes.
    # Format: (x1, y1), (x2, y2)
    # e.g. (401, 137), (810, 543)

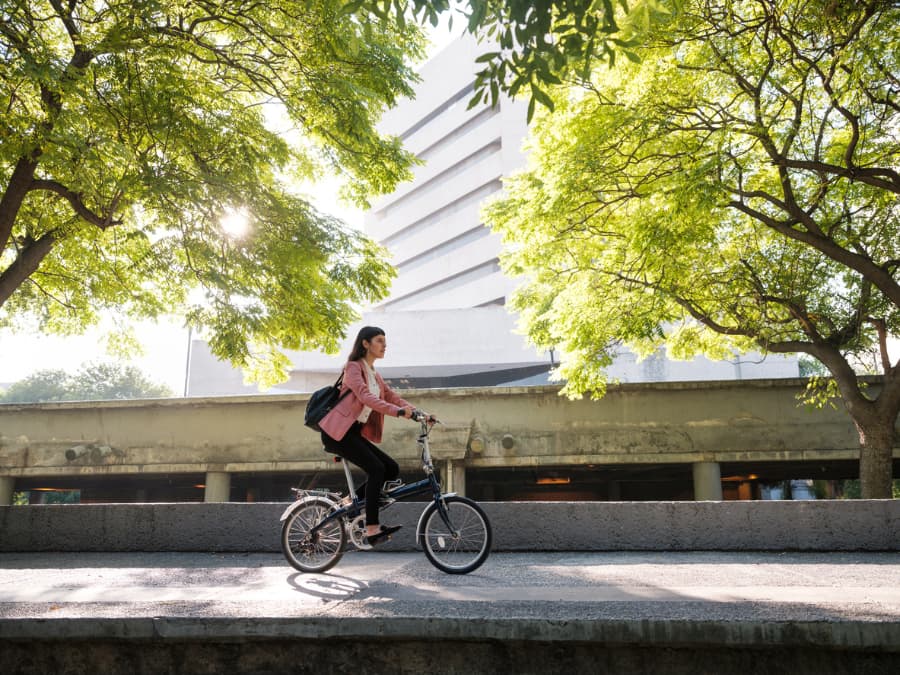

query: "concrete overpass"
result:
(1, 378), (897, 504)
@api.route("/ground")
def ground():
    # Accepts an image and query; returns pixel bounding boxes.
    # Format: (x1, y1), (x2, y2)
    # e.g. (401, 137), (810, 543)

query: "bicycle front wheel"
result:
(419, 496), (491, 574)
(281, 498), (346, 573)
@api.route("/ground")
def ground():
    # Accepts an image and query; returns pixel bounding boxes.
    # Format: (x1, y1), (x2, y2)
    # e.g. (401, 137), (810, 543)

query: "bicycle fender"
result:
(415, 492), (458, 536)
(279, 499), (305, 522)
(279, 495), (334, 522)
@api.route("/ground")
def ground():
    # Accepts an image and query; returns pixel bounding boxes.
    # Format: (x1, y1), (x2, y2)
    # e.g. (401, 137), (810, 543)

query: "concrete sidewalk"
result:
(2, 551), (899, 674)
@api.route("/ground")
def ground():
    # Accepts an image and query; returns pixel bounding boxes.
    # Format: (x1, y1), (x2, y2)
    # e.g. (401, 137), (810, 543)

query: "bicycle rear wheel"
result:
(281, 498), (346, 573)
(418, 496), (491, 574)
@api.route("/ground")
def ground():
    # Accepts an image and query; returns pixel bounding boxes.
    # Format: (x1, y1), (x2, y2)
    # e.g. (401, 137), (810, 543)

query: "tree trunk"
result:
(0, 232), (56, 306)
(0, 156), (39, 250)
(856, 419), (896, 499)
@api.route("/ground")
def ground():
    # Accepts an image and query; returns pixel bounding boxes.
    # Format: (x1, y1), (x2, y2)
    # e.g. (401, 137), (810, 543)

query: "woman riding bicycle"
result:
(319, 326), (432, 545)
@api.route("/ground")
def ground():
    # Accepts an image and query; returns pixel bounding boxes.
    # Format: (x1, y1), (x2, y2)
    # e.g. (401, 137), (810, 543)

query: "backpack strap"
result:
(334, 369), (350, 402)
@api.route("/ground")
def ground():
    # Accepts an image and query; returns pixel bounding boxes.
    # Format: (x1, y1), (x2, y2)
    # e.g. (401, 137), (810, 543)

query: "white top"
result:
(356, 361), (381, 423)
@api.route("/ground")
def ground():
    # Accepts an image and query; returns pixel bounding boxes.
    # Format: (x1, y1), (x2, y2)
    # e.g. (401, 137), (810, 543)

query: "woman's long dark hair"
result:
(347, 326), (385, 362)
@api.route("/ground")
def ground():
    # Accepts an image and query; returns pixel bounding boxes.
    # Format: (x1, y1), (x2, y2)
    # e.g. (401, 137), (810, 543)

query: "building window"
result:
(382, 180), (503, 247)
(395, 226), (492, 274)
(373, 140), (502, 222)
(381, 259), (501, 309)
(399, 82), (476, 140)
(417, 106), (500, 162)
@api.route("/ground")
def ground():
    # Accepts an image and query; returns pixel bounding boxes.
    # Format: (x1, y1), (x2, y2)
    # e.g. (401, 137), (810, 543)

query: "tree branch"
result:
(775, 158), (899, 194)
(47, 0), (80, 44)
(869, 317), (892, 375)
(30, 180), (121, 229)
(0, 157), (40, 253)
(604, 258), (881, 415)
(824, 280), (870, 348)
(0, 232), (57, 306)
(728, 200), (900, 308)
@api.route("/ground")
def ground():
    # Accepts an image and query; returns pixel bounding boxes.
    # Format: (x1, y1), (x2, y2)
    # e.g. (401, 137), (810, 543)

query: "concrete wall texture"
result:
(2, 500), (897, 553)
(3, 378), (894, 486)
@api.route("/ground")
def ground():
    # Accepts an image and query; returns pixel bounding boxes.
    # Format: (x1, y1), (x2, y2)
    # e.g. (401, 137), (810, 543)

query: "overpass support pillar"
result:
(692, 462), (723, 501)
(0, 476), (14, 505)
(441, 460), (466, 497)
(204, 472), (231, 502)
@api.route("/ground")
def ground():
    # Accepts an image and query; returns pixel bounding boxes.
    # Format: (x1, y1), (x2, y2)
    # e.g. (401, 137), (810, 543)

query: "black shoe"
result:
(366, 524), (402, 546)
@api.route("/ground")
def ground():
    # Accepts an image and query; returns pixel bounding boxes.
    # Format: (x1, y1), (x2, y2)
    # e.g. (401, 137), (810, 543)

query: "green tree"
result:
(1, 361), (171, 402)
(377, 0), (681, 119)
(0, 368), (69, 402)
(69, 361), (172, 400)
(485, 0), (899, 497)
(1, 1), (425, 384)
(1, 0), (675, 385)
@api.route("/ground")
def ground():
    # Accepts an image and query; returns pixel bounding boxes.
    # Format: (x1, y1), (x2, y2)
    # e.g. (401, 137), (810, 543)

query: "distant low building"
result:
(185, 307), (798, 396)
(186, 307), (552, 396)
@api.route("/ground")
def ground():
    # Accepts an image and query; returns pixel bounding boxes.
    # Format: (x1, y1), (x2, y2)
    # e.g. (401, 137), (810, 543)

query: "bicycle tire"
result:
(418, 495), (491, 574)
(281, 498), (346, 573)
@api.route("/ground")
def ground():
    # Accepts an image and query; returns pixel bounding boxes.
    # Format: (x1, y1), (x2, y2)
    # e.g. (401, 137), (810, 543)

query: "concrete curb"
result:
(1, 500), (898, 552)
(2, 616), (899, 650)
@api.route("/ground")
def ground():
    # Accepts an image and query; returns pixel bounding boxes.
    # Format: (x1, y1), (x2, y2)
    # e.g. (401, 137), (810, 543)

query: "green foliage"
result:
(486, 0), (899, 394)
(837, 479), (899, 499)
(1, 369), (70, 403)
(1, 1), (424, 383)
(1, 362), (172, 402)
(10, 490), (79, 505)
(0, 0), (675, 382)
(33, 490), (80, 504)
(798, 356), (829, 378)
(799, 376), (841, 411)
(840, 480), (862, 499)
(463, 0), (682, 120)
(362, 0), (680, 120)
(484, 0), (899, 495)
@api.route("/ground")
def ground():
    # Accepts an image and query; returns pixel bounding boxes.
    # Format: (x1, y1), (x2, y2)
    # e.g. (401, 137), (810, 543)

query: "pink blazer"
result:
(318, 360), (412, 444)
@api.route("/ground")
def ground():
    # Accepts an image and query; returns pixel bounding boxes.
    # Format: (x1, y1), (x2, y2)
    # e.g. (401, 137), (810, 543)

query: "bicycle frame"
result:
(290, 416), (458, 540)
(281, 413), (492, 574)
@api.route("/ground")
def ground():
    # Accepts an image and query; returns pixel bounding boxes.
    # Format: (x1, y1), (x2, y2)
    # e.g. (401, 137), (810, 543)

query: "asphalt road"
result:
(1, 550), (899, 627)
(2, 550), (900, 674)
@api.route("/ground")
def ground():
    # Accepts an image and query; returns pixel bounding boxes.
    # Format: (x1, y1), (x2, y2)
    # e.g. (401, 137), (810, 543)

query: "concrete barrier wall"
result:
(1, 500), (897, 553)
(4, 379), (890, 486)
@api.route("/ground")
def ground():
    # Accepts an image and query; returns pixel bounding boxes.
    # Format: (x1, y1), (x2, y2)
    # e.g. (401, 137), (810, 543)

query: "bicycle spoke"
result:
(422, 497), (491, 573)
(281, 499), (346, 573)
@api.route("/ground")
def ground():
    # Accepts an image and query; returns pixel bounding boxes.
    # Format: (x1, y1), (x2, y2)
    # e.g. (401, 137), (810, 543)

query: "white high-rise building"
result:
(366, 34), (528, 310)
(187, 35), (556, 397)
(185, 36), (799, 396)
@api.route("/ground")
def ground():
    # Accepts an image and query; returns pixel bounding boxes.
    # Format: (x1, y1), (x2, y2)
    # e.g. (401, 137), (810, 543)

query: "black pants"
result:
(321, 422), (399, 525)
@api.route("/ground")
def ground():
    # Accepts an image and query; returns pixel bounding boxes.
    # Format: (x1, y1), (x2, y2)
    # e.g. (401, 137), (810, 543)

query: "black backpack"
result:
(304, 373), (351, 431)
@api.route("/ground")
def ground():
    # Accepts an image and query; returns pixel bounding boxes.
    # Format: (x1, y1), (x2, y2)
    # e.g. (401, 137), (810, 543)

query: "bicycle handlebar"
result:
(411, 409), (439, 425)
